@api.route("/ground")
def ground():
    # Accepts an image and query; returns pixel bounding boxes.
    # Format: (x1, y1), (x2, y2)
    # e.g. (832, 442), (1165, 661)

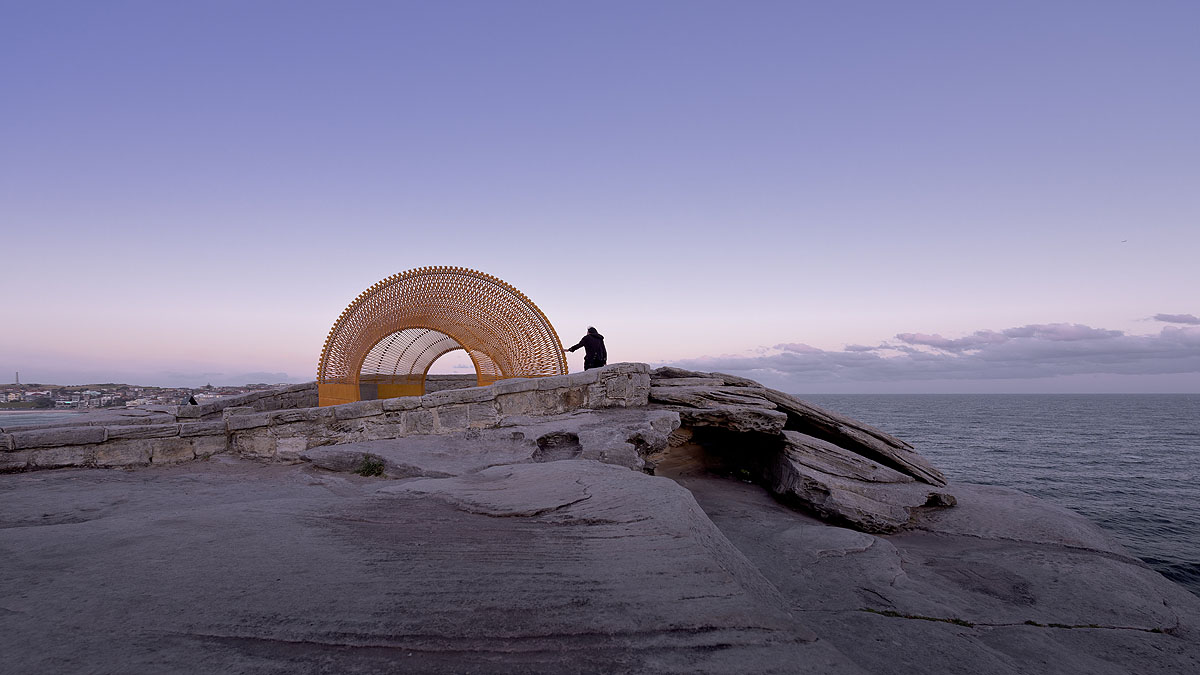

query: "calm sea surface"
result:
(802, 394), (1200, 597)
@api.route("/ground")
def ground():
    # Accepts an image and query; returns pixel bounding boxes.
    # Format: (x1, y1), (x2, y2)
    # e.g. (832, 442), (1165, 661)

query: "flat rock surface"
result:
(0, 407), (175, 431)
(666, 468), (1200, 675)
(3, 432), (1199, 673)
(0, 458), (857, 674)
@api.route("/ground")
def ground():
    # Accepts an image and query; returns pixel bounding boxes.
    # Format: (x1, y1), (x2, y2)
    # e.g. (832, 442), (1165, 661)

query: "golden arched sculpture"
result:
(317, 266), (568, 406)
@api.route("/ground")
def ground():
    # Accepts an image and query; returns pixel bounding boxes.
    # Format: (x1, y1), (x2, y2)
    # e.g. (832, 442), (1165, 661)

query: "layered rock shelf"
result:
(646, 367), (954, 533)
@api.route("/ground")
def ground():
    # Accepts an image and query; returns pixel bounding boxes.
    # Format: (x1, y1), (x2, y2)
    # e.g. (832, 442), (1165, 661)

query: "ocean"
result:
(802, 394), (1200, 598)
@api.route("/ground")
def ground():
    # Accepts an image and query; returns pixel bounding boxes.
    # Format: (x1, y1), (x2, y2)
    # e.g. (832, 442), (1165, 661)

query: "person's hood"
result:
(587, 329), (604, 340)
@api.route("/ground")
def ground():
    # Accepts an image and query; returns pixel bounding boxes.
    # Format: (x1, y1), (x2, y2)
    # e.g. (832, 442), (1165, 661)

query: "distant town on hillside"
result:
(0, 380), (291, 411)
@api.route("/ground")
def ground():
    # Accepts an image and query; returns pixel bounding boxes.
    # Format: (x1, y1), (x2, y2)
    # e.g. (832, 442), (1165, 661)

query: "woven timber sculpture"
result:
(317, 266), (568, 406)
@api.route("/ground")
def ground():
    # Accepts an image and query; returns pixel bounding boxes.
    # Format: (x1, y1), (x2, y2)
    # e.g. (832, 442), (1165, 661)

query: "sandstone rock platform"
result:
(2, 368), (1199, 673)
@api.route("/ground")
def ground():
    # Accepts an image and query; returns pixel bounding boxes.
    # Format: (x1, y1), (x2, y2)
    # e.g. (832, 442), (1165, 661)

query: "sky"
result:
(2, 1), (1198, 392)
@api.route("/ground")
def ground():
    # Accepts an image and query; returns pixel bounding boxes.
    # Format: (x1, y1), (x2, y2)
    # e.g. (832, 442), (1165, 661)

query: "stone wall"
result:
(0, 364), (651, 473)
(422, 374), (481, 393)
(176, 382), (319, 421)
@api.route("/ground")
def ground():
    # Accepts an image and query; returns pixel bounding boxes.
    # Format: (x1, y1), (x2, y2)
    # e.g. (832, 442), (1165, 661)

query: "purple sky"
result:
(3, 1), (1198, 392)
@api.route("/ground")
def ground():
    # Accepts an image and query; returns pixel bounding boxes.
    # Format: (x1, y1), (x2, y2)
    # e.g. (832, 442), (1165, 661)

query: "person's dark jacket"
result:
(568, 329), (607, 368)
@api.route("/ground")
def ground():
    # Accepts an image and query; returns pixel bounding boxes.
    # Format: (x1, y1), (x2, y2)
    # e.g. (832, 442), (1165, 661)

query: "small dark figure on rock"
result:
(186, 395), (198, 405)
(567, 327), (607, 370)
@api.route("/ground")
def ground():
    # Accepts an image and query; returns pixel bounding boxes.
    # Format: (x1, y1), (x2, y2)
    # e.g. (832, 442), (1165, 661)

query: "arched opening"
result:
(356, 327), (501, 399)
(317, 267), (567, 406)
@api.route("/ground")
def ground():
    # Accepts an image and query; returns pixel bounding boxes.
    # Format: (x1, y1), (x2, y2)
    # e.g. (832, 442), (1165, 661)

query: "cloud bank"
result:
(669, 320), (1200, 393)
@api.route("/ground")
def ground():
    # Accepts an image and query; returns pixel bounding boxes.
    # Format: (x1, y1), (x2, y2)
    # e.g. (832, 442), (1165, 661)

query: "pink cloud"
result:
(895, 330), (1009, 352)
(843, 344), (879, 352)
(1154, 313), (1200, 325)
(1000, 323), (1121, 341)
(773, 342), (824, 353)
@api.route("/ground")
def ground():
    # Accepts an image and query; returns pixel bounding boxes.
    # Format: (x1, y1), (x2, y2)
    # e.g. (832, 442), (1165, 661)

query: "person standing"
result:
(566, 327), (607, 370)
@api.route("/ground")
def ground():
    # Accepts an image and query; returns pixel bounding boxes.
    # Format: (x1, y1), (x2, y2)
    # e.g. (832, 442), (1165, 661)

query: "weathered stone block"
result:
(94, 442), (150, 468)
(105, 424), (181, 440)
(650, 410), (682, 434)
(175, 406), (203, 419)
(403, 409), (436, 434)
(382, 396), (422, 411)
(0, 450), (30, 472)
(150, 438), (195, 465)
(604, 362), (649, 376)
(491, 378), (537, 395)
(584, 383), (609, 408)
(533, 388), (573, 415)
(222, 406), (256, 419)
(422, 387), (495, 406)
(226, 413), (270, 431)
(232, 430), (276, 458)
(179, 421), (226, 437)
(468, 401), (499, 428)
(603, 374), (632, 400)
(12, 427), (106, 449)
(31, 445), (95, 468)
(564, 386), (587, 409)
(434, 405), (469, 432)
(269, 421), (316, 443)
(268, 409), (320, 425)
(628, 373), (651, 406)
(566, 370), (599, 387)
(335, 399), (384, 420)
(496, 390), (538, 416)
(191, 434), (227, 458)
(535, 374), (572, 391)
(362, 418), (406, 442)
(0, 434), (13, 451)
(275, 436), (309, 461)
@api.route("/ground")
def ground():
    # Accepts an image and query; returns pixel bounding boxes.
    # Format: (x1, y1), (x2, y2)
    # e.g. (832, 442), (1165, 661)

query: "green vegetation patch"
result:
(355, 455), (385, 477)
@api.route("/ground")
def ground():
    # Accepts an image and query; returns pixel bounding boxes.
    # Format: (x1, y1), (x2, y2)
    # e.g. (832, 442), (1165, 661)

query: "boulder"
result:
(649, 384), (778, 409)
(651, 366), (710, 380)
(647, 367), (952, 530)
(649, 367), (945, 487)
(757, 389), (947, 486)
(767, 432), (954, 533)
(673, 405), (789, 436)
(651, 366), (764, 388)
(649, 376), (727, 387)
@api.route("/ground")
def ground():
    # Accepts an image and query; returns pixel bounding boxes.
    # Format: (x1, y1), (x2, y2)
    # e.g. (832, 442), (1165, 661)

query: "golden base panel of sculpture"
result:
(317, 266), (568, 406)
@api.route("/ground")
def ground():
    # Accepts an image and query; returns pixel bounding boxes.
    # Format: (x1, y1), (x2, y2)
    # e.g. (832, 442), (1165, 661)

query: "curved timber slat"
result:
(317, 267), (567, 406)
